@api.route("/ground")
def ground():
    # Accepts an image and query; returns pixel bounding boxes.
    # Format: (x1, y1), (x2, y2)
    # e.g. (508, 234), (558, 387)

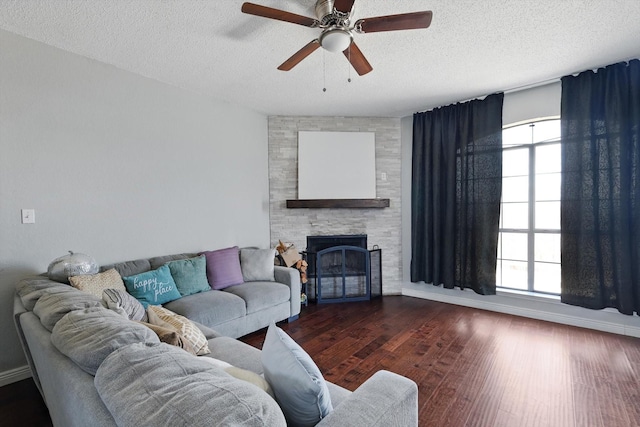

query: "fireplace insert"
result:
(305, 235), (381, 303)
(306, 234), (367, 279)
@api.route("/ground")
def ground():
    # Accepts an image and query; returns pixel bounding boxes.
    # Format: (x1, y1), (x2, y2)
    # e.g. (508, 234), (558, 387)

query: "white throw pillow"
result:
(261, 323), (333, 426)
(199, 357), (274, 398)
(240, 248), (276, 282)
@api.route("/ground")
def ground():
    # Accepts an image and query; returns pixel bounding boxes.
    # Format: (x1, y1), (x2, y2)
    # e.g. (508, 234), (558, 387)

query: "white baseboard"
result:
(402, 283), (640, 338)
(0, 365), (32, 387)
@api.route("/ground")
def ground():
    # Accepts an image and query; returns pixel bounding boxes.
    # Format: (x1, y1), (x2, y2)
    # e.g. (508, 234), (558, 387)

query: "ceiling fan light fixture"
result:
(319, 28), (352, 52)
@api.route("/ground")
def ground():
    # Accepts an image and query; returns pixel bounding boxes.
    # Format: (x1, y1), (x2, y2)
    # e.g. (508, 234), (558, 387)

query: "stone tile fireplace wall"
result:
(268, 116), (402, 294)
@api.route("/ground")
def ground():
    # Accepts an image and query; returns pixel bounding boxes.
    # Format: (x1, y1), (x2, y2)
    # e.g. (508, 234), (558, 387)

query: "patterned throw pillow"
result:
(69, 268), (126, 298)
(138, 321), (197, 355)
(102, 288), (147, 322)
(122, 265), (181, 308)
(146, 305), (210, 356)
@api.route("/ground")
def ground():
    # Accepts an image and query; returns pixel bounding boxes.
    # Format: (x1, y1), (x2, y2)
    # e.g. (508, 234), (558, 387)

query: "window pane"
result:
(535, 233), (560, 263)
(497, 260), (528, 290)
(534, 262), (561, 294)
(532, 120), (561, 144)
(535, 173), (561, 201)
(499, 232), (527, 261)
(535, 144), (561, 174)
(503, 124), (532, 147)
(501, 202), (528, 229)
(535, 201), (560, 229)
(503, 148), (529, 177)
(502, 176), (528, 202)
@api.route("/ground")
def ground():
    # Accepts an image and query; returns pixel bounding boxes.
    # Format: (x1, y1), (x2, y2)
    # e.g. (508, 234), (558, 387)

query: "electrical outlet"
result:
(381, 172), (387, 181)
(21, 209), (35, 224)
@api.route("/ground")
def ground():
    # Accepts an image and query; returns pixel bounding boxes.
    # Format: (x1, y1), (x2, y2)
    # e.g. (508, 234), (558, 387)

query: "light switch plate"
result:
(21, 209), (35, 224)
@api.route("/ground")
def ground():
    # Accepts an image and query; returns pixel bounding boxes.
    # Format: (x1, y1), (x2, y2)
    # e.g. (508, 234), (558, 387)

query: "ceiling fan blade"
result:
(278, 40), (321, 71)
(333, 0), (356, 14)
(241, 2), (319, 27)
(343, 42), (373, 76)
(355, 11), (433, 33)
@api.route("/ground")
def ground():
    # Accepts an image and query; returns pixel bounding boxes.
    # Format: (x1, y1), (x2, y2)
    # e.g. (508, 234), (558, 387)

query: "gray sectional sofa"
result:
(13, 251), (418, 426)
(101, 251), (302, 337)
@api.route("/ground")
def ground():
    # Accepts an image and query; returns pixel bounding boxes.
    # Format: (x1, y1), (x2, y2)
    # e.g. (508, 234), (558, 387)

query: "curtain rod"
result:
(503, 77), (560, 94)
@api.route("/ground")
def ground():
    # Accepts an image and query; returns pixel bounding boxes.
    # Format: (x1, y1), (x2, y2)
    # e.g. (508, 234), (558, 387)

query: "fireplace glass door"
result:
(317, 246), (370, 303)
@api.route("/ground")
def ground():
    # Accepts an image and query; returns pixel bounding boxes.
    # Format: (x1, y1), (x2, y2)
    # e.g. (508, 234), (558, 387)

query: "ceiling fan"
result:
(241, 0), (433, 76)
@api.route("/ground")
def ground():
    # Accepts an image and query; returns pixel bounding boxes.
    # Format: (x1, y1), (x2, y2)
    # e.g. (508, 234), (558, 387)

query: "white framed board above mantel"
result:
(297, 130), (376, 199)
(289, 130), (389, 208)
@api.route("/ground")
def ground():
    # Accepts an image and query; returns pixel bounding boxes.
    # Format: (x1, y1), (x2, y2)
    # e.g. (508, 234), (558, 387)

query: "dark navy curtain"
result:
(411, 93), (503, 295)
(561, 59), (640, 315)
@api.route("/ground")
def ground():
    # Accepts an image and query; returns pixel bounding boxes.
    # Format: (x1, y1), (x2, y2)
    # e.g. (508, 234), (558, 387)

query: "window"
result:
(497, 119), (561, 295)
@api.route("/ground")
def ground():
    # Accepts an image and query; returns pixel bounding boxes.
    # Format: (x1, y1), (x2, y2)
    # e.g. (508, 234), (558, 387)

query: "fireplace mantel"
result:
(286, 199), (390, 209)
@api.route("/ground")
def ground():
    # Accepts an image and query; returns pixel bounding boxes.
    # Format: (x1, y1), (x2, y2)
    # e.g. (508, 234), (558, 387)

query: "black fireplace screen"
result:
(306, 245), (382, 304)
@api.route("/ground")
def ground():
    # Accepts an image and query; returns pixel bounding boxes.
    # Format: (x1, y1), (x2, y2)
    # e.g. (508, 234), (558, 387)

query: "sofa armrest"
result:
(316, 370), (418, 427)
(273, 266), (301, 318)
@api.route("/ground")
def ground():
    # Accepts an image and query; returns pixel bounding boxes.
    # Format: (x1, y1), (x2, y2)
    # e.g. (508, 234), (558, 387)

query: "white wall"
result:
(400, 83), (640, 337)
(0, 29), (270, 378)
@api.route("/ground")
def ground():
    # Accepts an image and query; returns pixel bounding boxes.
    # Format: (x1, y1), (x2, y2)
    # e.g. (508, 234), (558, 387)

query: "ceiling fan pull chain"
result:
(323, 48), (327, 92)
(347, 44), (352, 83)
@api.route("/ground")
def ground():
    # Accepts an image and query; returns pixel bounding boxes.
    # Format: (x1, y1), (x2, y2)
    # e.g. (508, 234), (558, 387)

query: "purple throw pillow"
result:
(199, 246), (244, 290)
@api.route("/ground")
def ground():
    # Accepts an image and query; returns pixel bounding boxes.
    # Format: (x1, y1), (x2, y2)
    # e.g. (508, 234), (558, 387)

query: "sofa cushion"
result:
(261, 323), (333, 427)
(32, 289), (103, 331)
(51, 307), (159, 376)
(102, 258), (151, 278)
(102, 288), (147, 322)
(164, 289), (246, 328)
(208, 336), (264, 375)
(223, 282), (290, 314)
(165, 255), (210, 297)
(240, 248), (276, 282)
(147, 305), (210, 356)
(199, 246), (244, 290)
(17, 277), (77, 311)
(122, 265), (182, 308)
(95, 342), (286, 427)
(149, 253), (196, 270)
(69, 268), (126, 298)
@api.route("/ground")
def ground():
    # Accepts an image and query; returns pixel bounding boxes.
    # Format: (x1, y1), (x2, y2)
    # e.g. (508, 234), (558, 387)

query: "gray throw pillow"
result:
(240, 248), (276, 282)
(261, 323), (333, 426)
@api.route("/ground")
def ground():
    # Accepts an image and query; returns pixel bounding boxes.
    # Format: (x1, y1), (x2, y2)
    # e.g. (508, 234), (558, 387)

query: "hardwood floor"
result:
(241, 296), (640, 427)
(2, 296), (639, 426)
(0, 377), (51, 427)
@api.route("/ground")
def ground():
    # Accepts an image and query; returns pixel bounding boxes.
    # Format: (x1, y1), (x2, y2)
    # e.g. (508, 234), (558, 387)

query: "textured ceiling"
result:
(1, 0), (640, 117)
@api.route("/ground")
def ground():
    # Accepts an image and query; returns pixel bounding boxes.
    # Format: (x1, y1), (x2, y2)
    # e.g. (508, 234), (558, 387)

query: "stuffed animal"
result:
(294, 259), (308, 284)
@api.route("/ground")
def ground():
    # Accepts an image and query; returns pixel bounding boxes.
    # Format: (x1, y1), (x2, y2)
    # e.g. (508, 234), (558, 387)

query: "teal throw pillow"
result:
(122, 265), (181, 308)
(165, 255), (210, 297)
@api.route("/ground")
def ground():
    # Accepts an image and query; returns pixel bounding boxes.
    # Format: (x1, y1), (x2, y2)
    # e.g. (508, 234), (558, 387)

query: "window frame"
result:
(498, 118), (561, 295)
